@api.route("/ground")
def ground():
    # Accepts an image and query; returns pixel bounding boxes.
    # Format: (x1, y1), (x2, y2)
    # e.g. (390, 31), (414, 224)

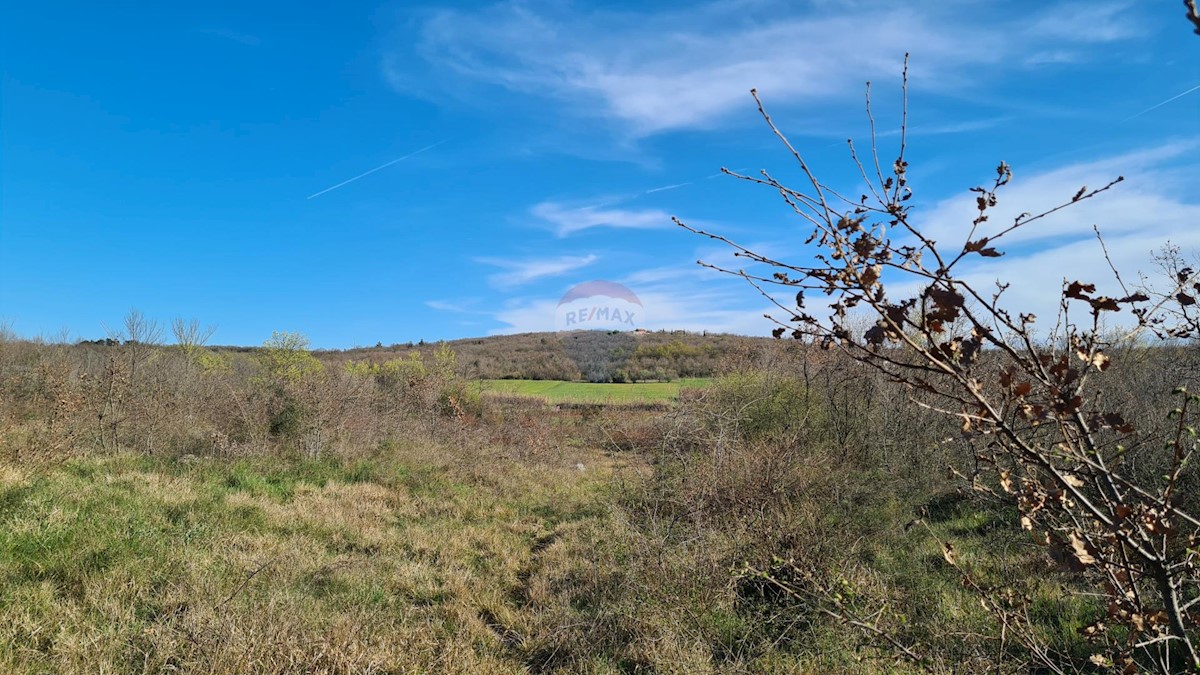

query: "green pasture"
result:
(477, 378), (711, 404)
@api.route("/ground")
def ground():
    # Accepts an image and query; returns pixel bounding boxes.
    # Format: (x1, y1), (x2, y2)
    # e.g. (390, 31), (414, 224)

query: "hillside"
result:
(333, 330), (777, 382)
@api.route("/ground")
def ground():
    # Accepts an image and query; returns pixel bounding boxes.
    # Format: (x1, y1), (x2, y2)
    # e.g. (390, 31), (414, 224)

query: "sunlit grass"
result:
(0, 437), (1097, 673)
(0, 444), (628, 674)
(477, 377), (711, 404)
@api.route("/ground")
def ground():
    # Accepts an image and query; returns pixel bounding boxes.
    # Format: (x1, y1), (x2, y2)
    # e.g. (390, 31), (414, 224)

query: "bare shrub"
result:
(0, 323), (508, 464)
(678, 58), (1200, 671)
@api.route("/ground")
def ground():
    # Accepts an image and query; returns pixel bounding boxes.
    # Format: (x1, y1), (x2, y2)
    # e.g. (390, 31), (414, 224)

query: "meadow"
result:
(0, 436), (1089, 674)
(0, 441), (628, 673)
(476, 378), (712, 404)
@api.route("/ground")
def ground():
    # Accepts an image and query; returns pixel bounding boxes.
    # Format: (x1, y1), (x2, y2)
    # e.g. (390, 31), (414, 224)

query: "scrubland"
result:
(0, 325), (1192, 672)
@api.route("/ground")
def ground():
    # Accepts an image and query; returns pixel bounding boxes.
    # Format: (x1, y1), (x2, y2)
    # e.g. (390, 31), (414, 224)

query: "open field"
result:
(0, 439), (1092, 674)
(477, 378), (711, 404)
(8, 3), (1200, 671)
(0, 334), (1188, 671)
(0, 442), (633, 673)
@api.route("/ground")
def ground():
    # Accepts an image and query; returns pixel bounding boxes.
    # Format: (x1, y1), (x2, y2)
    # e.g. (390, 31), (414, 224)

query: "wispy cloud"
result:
(477, 253), (599, 289)
(531, 201), (671, 236)
(527, 168), (737, 235)
(607, 142), (1200, 336)
(862, 141), (1200, 329)
(393, 1), (1140, 136)
(875, 116), (1012, 138)
(489, 282), (770, 335)
(307, 141), (446, 199)
(1024, 1), (1143, 43)
(918, 140), (1199, 250)
(425, 299), (482, 314)
(487, 244), (799, 335)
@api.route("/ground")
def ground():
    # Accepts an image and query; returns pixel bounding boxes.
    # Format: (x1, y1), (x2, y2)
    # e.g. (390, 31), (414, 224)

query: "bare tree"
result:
(106, 308), (163, 346)
(91, 309), (166, 452)
(679, 57), (1200, 672)
(171, 317), (217, 351)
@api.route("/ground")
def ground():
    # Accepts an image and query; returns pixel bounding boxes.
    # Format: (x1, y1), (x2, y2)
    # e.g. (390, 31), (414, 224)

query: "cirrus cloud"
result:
(477, 253), (599, 289)
(390, 0), (1144, 137)
(531, 201), (672, 236)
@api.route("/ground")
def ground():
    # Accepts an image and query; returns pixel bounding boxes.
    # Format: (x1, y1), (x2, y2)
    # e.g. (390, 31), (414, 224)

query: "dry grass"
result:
(0, 337), (1119, 672)
(0, 440), (636, 674)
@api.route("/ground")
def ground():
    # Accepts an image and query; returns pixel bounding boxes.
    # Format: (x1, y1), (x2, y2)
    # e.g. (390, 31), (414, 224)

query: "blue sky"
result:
(1, 1), (1197, 348)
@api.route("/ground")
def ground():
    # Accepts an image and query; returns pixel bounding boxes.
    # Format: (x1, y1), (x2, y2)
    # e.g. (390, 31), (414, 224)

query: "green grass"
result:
(478, 377), (711, 404)
(0, 440), (1098, 673)
(0, 444), (630, 674)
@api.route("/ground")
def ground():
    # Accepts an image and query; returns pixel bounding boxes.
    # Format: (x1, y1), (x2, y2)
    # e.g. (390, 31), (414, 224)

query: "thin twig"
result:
(217, 555), (280, 609)
(1093, 224), (1130, 297)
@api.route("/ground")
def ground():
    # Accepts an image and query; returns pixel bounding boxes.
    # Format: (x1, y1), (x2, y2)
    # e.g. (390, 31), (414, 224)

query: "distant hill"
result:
(333, 330), (777, 382)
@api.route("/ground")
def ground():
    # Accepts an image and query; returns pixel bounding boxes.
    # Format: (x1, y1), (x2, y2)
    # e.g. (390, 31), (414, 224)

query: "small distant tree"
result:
(88, 309), (166, 452)
(104, 308), (162, 374)
(427, 343), (478, 424)
(680, 58), (1200, 672)
(259, 331), (323, 384)
(170, 317), (216, 354)
(255, 331), (326, 450)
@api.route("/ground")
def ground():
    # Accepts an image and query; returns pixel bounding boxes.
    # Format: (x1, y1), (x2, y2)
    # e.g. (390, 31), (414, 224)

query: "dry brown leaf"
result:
(999, 470), (1013, 493)
(1070, 533), (1097, 567)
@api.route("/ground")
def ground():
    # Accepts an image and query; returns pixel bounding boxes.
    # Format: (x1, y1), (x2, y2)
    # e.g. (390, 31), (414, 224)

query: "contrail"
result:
(306, 140), (446, 199)
(1123, 83), (1200, 122)
(641, 168), (750, 195)
(644, 182), (692, 194)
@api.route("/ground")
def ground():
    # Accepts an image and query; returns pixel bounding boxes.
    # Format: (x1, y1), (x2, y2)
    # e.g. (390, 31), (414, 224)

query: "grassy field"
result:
(0, 338), (1104, 671)
(0, 443), (636, 674)
(477, 378), (711, 404)
(0, 442), (1092, 673)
